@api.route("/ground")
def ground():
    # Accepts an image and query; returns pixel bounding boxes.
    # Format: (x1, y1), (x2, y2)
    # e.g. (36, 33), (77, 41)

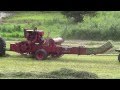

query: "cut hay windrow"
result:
(43, 68), (99, 79)
(0, 68), (99, 79)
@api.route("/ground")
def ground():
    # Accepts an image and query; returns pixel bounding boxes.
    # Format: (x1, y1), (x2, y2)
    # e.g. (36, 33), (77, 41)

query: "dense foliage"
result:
(0, 11), (120, 41)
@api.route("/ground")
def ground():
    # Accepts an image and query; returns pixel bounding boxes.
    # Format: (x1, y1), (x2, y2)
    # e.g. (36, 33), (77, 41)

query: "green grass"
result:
(62, 11), (120, 40)
(0, 40), (120, 79)
(0, 51), (119, 79)
(1, 12), (120, 78)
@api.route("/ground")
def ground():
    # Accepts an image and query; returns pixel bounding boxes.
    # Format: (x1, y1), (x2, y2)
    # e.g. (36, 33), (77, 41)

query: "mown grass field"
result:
(1, 11), (120, 79)
(0, 40), (120, 79)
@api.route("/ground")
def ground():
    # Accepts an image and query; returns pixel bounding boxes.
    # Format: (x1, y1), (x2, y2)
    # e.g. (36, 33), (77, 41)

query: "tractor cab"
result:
(24, 29), (44, 42)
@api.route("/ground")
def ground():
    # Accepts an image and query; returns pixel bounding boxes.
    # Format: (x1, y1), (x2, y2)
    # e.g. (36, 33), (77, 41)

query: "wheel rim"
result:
(37, 53), (44, 60)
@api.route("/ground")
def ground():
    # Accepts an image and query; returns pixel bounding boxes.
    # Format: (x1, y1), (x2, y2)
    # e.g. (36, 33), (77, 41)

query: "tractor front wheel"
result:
(35, 49), (47, 60)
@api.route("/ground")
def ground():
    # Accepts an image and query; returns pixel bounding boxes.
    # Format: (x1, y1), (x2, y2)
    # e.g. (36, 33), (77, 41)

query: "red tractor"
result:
(9, 28), (113, 60)
(10, 28), (64, 60)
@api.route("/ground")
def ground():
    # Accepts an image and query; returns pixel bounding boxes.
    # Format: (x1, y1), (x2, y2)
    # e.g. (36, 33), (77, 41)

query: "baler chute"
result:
(86, 41), (113, 55)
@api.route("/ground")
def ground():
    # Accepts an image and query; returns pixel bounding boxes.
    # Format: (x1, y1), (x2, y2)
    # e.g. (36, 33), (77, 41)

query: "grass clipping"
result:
(0, 68), (99, 79)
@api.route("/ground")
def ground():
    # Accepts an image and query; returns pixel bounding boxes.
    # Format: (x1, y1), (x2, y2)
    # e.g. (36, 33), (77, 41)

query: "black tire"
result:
(118, 54), (120, 62)
(0, 37), (6, 56)
(35, 49), (47, 60)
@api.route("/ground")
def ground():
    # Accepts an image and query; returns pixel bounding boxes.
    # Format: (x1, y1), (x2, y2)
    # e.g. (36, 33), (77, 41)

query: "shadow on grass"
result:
(1, 54), (117, 64)
(0, 68), (99, 79)
(56, 58), (116, 65)
(43, 57), (117, 65)
(0, 53), (36, 61)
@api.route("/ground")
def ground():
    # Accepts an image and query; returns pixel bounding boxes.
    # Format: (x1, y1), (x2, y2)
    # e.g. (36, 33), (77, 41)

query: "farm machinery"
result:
(115, 49), (120, 62)
(0, 28), (113, 60)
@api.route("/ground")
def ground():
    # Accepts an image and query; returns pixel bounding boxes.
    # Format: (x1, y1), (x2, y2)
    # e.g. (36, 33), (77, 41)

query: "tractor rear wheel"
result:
(35, 49), (47, 60)
(0, 37), (6, 56)
(118, 54), (120, 62)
